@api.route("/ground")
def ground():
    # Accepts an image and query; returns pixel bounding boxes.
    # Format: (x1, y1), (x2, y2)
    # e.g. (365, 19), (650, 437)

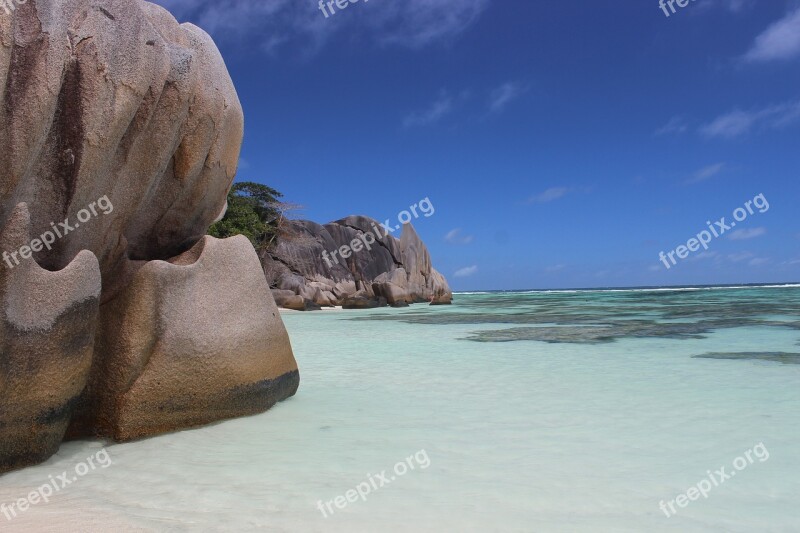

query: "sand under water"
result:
(1, 285), (798, 531)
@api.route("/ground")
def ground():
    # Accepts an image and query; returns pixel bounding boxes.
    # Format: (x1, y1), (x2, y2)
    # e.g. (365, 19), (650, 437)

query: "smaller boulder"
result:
(271, 289), (304, 310)
(430, 293), (453, 305)
(301, 299), (322, 311)
(342, 295), (387, 309)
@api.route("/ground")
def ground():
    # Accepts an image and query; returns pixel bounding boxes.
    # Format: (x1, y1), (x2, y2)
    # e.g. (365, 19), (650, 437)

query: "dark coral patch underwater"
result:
(352, 286), (800, 345)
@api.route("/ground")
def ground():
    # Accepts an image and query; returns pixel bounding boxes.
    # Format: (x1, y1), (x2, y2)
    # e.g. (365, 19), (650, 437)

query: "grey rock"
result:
(267, 218), (452, 309)
(342, 295), (388, 310)
(0, 204), (101, 473)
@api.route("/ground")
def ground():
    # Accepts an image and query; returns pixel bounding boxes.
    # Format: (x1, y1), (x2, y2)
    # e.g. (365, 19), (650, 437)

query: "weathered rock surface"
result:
(1, 0), (242, 295)
(0, 204), (101, 472)
(271, 289), (321, 312)
(67, 236), (298, 441)
(1, 0), (298, 473)
(263, 216), (452, 308)
(342, 294), (388, 310)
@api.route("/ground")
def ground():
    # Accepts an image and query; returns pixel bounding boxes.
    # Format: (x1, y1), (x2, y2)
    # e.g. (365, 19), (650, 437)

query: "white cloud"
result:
(403, 92), (454, 128)
(655, 116), (689, 136)
(692, 0), (753, 15)
(454, 265), (478, 278)
(728, 227), (766, 240)
(526, 186), (591, 204)
(700, 110), (756, 139)
(700, 100), (800, 139)
(527, 186), (570, 204)
(686, 162), (725, 184)
(151, 0), (490, 54)
(444, 228), (474, 245)
(687, 251), (720, 262)
(370, 0), (490, 49)
(743, 8), (800, 63)
(488, 82), (526, 113)
(691, 251), (770, 266)
(723, 0), (752, 12)
(728, 251), (754, 262)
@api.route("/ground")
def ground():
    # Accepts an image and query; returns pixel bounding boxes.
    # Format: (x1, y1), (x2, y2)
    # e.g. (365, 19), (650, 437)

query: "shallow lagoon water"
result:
(1, 286), (799, 531)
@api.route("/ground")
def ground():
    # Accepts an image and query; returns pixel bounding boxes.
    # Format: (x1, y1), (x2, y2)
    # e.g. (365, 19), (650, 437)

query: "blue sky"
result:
(153, 0), (800, 291)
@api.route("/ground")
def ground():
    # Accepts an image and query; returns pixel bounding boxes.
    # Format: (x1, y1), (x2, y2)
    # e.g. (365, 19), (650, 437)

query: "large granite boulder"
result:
(1, 0), (298, 473)
(0, 204), (101, 472)
(264, 216), (453, 307)
(1, 0), (242, 296)
(66, 236), (298, 441)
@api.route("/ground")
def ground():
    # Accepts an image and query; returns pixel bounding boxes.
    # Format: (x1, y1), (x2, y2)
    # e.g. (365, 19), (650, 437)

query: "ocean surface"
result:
(2, 285), (799, 531)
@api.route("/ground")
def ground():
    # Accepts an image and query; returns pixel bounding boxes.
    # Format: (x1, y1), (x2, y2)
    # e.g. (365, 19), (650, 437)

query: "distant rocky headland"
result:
(263, 216), (453, 310)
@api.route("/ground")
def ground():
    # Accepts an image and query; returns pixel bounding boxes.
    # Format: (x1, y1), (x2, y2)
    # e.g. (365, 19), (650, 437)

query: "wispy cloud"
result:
(403, 92), (454, 128)
(723, 0), (753, 13)
(743, 7), (800, 63)
(685, 162), (725, 184)
(526, 186), (589, 204)
(371, 0), (490, 49)
(152, 0), (490, 55)
(692, 0), (753, 15)
(685, 251), (770, 266)
(748, 257), (770, 266)
(728, 251), (754, 262)
(488, 82), (526, 113)
(454, 265), (478, 278)
(527, 187), (570, 204)
(655, 116), (689, 136)
(444, 228), (474, 245)
(728, 227), (766, 240)
(700, 110), (755, 139)
(700, 100), (800, 139)
(687, 251), (720, 262)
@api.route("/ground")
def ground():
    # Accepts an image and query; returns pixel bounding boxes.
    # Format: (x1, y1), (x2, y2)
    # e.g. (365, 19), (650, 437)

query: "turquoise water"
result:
(1, 286), (799, 531)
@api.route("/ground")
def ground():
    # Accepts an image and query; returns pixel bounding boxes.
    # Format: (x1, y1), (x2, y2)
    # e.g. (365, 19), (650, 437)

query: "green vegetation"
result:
(208, 182), (285, 251)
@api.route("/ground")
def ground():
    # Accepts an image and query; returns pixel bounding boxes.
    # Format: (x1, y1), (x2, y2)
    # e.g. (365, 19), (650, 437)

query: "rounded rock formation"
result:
(1, 0), (299, 473)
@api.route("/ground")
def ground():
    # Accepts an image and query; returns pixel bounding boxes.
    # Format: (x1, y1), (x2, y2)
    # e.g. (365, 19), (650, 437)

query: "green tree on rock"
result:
(209, 182), (288, 252)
